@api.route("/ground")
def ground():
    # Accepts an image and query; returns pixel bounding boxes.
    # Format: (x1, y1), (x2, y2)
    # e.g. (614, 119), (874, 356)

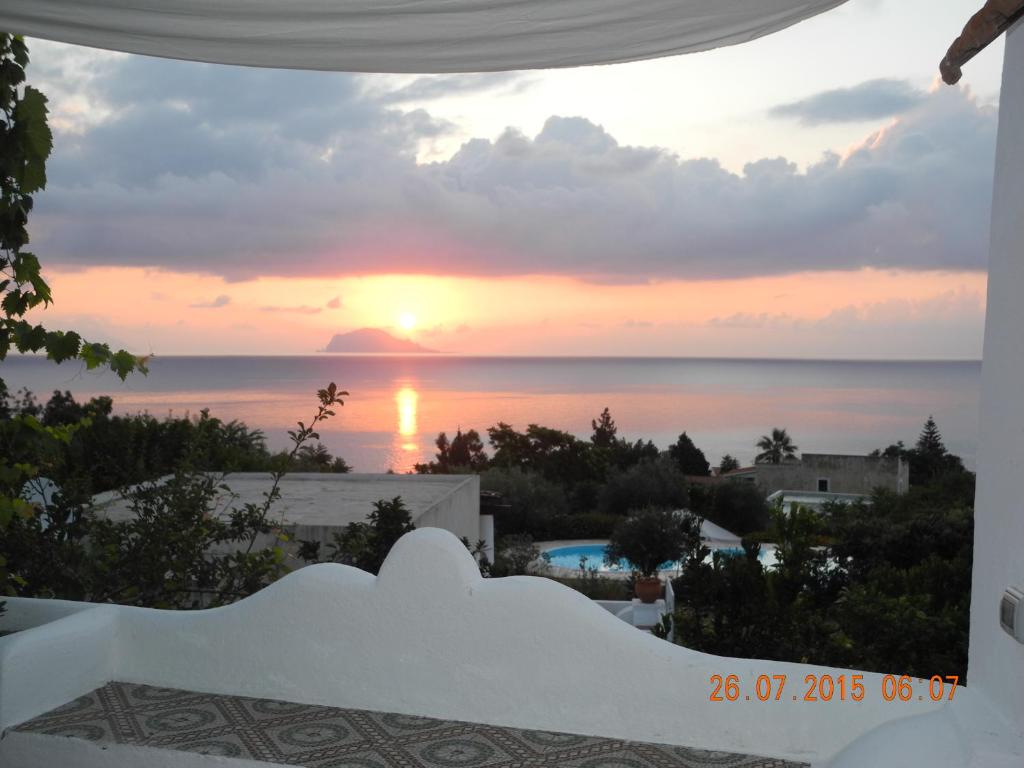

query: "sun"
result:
(398, 312), (417, 331)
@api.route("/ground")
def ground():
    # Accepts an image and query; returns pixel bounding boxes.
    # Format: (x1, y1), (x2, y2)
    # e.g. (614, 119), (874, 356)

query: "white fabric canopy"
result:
(1, 0), (848, 73)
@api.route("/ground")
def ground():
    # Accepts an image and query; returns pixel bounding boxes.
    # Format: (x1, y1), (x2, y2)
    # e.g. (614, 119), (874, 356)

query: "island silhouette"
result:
(320, 327), (438, 353)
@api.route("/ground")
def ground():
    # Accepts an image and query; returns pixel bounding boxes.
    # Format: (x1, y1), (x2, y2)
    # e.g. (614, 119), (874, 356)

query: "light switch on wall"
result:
(1000, 585), (1024, 643)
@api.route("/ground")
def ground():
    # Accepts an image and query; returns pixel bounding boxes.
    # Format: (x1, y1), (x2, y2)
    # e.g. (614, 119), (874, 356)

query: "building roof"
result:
(767, 490), (869, 507)
(93, 473), (477, 528)
(699, 519), (742, 545)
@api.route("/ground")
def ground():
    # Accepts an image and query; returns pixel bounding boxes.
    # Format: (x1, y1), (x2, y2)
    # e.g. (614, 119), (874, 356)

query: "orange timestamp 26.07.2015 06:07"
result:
(709, 673), (960, 703)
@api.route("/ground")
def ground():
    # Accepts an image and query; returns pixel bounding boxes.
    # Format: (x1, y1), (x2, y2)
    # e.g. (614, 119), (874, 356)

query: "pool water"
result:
(543, 543), (776, 572)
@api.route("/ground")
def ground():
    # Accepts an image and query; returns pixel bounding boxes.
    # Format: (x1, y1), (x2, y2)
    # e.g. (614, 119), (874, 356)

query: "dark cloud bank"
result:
(33, 53), (997, 282)
(770, 79), (926, 124)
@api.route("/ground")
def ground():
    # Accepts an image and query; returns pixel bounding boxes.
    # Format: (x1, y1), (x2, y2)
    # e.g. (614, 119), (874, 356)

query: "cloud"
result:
(707, 312), (796, 329)
(379, 73), (531, 103)
(29, 49), (997, 283)
(814, 288), (984, 330)
(769, 79), (926, 125)
(326, 296), (342, 309)
(707, 288), (985, 334)
(190, 294), (231, 308)
(259, 305), (322, 315)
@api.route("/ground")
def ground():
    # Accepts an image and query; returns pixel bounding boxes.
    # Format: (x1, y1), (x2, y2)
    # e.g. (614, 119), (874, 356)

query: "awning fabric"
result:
(0, 0), (848, 73)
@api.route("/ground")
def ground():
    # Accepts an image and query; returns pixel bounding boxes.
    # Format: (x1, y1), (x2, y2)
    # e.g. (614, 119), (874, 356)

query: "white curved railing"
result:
(0, 528), (1002, 765)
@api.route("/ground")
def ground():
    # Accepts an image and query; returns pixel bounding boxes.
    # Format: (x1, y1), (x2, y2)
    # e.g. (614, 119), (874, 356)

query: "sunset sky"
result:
(25, 0), (1002, 359)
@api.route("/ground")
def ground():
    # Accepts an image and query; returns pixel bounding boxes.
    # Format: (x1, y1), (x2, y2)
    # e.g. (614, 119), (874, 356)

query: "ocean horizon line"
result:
(7, 352), (984, 365)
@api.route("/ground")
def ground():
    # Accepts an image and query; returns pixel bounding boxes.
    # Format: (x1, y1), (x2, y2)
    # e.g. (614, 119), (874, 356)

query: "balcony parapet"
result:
(0, 527), (1007, 765)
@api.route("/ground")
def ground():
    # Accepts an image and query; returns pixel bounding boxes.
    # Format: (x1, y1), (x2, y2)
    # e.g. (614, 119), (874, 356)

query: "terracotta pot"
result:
(634, 576), (662, 604)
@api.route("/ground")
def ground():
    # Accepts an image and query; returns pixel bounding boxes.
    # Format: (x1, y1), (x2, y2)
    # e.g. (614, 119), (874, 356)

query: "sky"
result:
(23, 0), (1004, 358)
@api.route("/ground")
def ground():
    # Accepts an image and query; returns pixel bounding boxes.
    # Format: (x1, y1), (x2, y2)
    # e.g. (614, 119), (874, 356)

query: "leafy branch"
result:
(239, 382), (349, 557)
(0, 33), (147, 378)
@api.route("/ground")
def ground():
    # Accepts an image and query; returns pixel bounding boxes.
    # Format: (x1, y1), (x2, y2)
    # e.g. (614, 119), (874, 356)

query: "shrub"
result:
(605, 507), (698, 577)
(597, 457), (688, 517)
(328, 496), (415, 575)
(491, 534), (543, 576)
(480, 467), (569, 537)
(705, 482), (769, 536)
(550, 572), (631, 601)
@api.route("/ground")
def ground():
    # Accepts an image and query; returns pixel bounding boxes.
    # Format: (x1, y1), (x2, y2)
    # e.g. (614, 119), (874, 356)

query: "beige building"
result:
(724, 453), (909, 496)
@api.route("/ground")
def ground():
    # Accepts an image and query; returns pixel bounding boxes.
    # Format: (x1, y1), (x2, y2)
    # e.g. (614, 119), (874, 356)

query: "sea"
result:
(0, 356), (982, 474)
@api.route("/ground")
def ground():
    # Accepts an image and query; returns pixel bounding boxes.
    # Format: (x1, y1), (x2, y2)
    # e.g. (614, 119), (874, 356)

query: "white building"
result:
(93, 472), (488, 563)
(767, 489), (869, 515)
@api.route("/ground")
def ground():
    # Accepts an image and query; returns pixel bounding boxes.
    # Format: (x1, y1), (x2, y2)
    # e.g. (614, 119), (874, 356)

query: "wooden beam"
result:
(941, 0), (1024, 84)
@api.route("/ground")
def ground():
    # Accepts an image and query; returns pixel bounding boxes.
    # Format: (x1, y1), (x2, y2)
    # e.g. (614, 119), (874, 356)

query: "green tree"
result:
(605, 507), (697, 578)
(486, 421), (601, 510)
(916, 416), (945, 455)
(668, 431), (711, 476)
(590, 407), (618, 448)
(704, 482), (769, 536)
(478, 467), (569, 537)
(873, 417), (966, 486)
(289, 442), (352, 473)
(755, 428), (798, 464)
(718, 454), (741, 473)
(597, 456), (688, 516)
(4, 383), (349, 608)
(415, 428), (488, 473)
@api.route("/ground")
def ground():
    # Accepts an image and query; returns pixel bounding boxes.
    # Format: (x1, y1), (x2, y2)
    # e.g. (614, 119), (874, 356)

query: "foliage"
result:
(871, 415), (966, 486)
(590, 407), (617, 448)
(487, 421), (600, 489)
(605, 506), (698, 578)
(0, 34), (147, 613)
(479, 467), (570, 536)
(3, 383), (348, 608)
(718, 454), (741, 473)
(704, 482), (771, 536)
(550, 569), (631, 601)
(414, 428), (488, 474)
(672, 463), (975, 678)
(328, 496), (415, 575)
(490, 533), (544, 576)
(461, 536), (492, 576)
(597, 456), (688, 517)
(0, 34), (146, 386)
(755, 428), (798, 465)
(668, 432), (710, 476)
(1, 388), (352, 497)
(288, 442), (352, 473)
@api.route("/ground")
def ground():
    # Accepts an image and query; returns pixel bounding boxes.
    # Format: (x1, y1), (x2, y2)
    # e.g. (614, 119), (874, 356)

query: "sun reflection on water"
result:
(395, 386), (419, 439)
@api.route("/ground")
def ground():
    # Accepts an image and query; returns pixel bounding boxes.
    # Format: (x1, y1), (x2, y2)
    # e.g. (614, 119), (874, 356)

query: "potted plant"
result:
(605, 507), (694, 603)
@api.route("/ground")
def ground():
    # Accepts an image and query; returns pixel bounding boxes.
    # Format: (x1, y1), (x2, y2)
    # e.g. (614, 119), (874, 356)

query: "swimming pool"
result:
(543, 543), (777, 572)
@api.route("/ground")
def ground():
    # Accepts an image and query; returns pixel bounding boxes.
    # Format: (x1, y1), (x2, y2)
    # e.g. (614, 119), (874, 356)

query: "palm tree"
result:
(755, 428), (798, 464)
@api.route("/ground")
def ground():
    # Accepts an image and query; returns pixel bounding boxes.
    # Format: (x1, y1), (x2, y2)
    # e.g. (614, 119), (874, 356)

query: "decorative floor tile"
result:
(12, 682), (808, 768)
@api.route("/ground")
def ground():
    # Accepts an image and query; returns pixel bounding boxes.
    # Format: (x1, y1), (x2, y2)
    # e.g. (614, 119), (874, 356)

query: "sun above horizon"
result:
(398, 312), (417, 331)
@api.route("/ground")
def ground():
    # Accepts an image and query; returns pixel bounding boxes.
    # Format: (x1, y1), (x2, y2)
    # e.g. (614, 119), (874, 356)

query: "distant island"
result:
(321, 327), (438, 353)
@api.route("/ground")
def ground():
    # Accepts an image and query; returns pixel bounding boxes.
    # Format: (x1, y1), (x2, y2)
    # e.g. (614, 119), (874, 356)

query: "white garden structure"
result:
(1, 2), (1023, 766)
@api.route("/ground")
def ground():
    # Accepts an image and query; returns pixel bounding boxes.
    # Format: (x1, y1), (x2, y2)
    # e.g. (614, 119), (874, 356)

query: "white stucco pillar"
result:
(479, 513), (495, 564)
(969, 19), (1024, 732)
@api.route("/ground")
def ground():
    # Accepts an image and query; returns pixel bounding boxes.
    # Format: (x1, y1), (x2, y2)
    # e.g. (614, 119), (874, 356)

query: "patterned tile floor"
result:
(13, 682), (808, 768)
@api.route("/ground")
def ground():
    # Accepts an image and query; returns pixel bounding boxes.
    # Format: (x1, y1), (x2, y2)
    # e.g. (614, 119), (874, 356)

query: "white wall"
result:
(0, 603), (118, 729)
(969, 19), (1024, 734)
(416, 474), (480, 543)
(0, 528), (943, 765)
